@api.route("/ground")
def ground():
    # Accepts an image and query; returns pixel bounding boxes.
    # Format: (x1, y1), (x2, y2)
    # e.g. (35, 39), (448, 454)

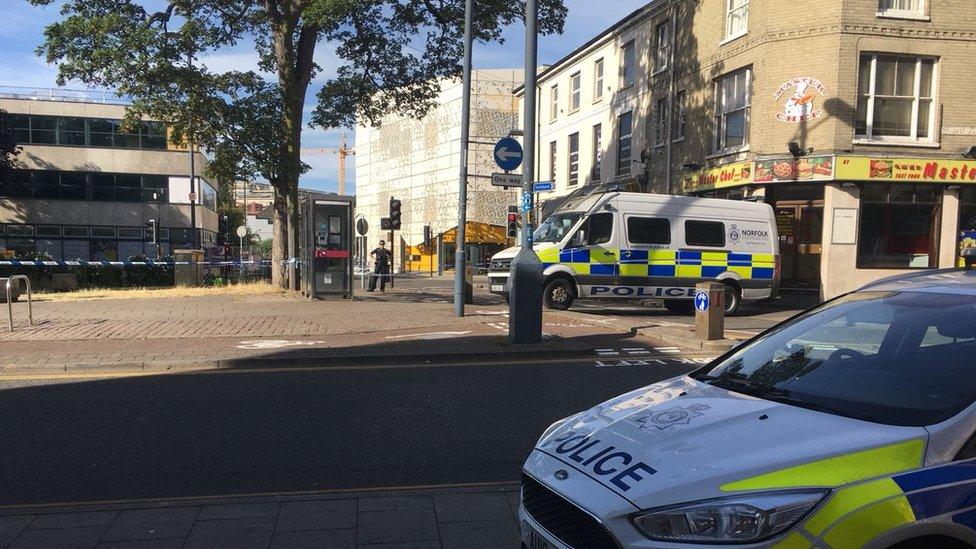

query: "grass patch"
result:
(34, 282), (287, 302)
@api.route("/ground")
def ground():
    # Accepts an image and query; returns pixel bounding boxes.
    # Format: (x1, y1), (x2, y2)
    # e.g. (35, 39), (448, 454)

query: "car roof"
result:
(858, 268), (976, 296)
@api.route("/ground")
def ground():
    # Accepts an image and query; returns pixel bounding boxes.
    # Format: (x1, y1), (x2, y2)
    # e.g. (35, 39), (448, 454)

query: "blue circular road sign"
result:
(695, 291), (709, 312)
(494, 137), (524, 171)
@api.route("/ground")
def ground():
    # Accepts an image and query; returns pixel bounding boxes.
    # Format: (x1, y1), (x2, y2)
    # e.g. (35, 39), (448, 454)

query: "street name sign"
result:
(493, 137), (524, 171)
(491, 172), (523, 188)
(532, 181), (554, 192)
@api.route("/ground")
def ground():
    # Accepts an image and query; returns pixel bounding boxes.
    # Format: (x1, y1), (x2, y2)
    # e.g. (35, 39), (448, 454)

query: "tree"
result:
(0, 108), (22, 178)
(31, 0), (567, 288)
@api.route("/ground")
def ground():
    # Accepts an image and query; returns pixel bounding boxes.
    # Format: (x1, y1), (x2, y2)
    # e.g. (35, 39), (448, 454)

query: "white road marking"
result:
(385, 331), (473, 340)
(595, 348), (619, 356)
(236, 340), (324, 350)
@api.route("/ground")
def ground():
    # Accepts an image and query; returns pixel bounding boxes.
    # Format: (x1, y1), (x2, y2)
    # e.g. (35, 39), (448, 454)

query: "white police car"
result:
(521, 256), (976, 548)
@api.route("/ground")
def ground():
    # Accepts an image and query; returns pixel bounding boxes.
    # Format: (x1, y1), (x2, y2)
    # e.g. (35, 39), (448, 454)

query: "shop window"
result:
(959, 188), (976, 262)
(714, 68), (751, 152)
(856, 54), (936, 143)
(628, 217), (671, 245)
(568, 133), (579, 186)
(616, 111), (633, 176)
(725, 0), (749, 40)
(686, 220), (726, 247)
(857, 184), (940, 269)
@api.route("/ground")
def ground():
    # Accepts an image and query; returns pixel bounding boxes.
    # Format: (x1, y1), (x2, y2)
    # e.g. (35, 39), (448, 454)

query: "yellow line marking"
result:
(0, 481), (520, 512)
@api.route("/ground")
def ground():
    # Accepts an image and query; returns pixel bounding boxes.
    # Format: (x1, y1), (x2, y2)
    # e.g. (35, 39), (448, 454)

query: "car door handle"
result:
(602, 251), (616, 256)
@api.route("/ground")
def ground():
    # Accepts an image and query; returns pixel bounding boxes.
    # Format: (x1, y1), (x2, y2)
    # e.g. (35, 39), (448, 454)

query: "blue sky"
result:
(2, 1), (647, 193)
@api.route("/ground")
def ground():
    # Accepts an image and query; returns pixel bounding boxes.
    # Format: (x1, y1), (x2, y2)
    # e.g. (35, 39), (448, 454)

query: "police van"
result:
(520, 258), (976, 549)
(488, 192), (779, 315)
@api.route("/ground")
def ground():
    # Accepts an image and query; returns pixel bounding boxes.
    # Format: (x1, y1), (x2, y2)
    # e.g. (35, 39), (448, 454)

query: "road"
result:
(0, 354), (707, 507)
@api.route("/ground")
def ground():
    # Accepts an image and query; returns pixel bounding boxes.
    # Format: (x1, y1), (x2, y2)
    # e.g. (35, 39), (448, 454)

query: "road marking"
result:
(487, 322), (508, 332)
(236, 340), (325, 350)
(653, 347), (682, 354)
(622, 347), (651, 355)
(385, 331), (472, 340)
(475, 310), (509, 316)
(595, 348), (619, 356)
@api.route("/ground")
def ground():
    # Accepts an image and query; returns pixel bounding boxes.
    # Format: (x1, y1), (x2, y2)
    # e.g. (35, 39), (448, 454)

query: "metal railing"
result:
(4, 276), (33, 332)
(0, 85), (129, 105)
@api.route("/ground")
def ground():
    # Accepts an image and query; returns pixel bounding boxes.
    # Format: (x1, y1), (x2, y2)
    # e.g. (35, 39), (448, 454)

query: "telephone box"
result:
(300, 193), (355, 299)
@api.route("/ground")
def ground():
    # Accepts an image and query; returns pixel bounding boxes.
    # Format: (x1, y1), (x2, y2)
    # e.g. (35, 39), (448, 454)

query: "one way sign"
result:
(493, 137), (523, 171)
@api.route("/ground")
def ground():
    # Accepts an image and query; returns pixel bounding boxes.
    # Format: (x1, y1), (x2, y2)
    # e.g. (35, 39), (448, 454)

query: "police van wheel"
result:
(544, 278), (575, 310)
(724, 285), (742, 316)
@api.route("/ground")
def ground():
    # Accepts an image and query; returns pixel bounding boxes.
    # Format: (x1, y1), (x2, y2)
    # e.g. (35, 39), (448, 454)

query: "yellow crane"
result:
(300, 133), (355, 195)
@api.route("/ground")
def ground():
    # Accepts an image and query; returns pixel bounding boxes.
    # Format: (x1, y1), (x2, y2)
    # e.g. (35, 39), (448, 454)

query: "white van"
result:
(487, 192), (780, 315)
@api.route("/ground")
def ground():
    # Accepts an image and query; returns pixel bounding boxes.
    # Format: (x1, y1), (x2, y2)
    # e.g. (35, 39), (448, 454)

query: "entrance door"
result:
(775, 204), (823, 288)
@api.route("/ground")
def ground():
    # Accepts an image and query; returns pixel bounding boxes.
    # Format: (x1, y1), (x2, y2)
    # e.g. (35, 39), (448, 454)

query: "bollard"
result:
(694, 282), (725, 341)
(464, 263), (474, 304)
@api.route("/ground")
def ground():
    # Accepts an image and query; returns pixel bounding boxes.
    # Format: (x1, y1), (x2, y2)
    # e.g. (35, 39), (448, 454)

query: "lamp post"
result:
(454, 0), (474, 317)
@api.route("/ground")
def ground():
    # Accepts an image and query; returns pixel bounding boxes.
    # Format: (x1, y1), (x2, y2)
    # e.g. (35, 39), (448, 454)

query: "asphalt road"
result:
(0, 356), (700, 506)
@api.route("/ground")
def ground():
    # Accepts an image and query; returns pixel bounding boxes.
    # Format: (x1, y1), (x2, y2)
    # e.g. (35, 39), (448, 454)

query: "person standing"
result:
(367, 240), (392, 292)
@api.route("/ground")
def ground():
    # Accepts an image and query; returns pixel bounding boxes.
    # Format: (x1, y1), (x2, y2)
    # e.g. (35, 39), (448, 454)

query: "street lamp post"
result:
(508, 0), (544, 343)
(454, 0), (474, 317)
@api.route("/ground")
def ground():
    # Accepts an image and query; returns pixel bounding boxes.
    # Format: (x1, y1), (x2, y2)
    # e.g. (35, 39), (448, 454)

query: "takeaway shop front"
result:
(680, 156), (976, 299)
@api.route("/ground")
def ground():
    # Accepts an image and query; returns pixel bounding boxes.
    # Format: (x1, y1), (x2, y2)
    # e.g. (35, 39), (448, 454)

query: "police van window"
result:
(627, 217), (670, 245)
(685, 220), (725, 247)
(584, 213), (614, 245)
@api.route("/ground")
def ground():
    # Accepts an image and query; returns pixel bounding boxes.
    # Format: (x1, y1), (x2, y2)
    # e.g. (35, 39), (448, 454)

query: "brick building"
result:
(520, 0), (976, 299)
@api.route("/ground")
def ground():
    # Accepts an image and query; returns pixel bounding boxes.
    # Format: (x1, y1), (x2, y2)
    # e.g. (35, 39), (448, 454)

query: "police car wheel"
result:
(544, 278), (574, 310)
(724, 285), (741, 316)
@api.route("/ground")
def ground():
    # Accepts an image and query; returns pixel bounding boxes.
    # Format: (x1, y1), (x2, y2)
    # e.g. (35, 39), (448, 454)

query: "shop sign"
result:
(754, 156), (834, 183)
(774, 77), (826, 122)
(836, 157), (976, 183)
(679, 161), (753, 193)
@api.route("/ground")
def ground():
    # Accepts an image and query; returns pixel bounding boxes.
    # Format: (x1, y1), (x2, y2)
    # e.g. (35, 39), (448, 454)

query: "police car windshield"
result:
(533, 212), (583, 243)
(692, 291), (976, 427)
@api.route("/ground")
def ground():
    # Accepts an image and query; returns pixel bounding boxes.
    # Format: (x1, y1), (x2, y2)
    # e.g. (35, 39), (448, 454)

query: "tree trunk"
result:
(271, 185), (289, 288)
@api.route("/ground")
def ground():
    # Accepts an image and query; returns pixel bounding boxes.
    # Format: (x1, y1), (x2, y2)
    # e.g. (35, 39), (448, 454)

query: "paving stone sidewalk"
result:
(0, 485), (523, 549)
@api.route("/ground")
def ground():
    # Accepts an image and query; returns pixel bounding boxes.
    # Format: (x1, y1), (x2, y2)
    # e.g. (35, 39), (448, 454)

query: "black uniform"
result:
(368, 247), (392, 291)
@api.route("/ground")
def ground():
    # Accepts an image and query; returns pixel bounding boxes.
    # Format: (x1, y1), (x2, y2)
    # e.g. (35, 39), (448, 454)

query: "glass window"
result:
(91, 238), (118, 261)
(63, 227), (89, 238)
(534, 212), (583, 244)
(621, 41), (635, 87)
(617, 111), (633, 176)
(879, 0), (924, 14)
(115, 174), (142, 202)
(579, 212), (614, 246)
(118, 228), (144, 239)
(33, 171), (61, 199)
(568, 133), (579, 186)
(8, 113), (30, 143)
(7, 225), (34, 236)
(92, 173), (115, 201)
(30, 115), (57, 144)
(141, 122), (168, 149)
(91, 227), (116, 238)
(88, 119), (116, 147)
(628, 217), (671, 245)
(35, 226), (61, 237)
(686, 220), (726, 247)
(200, 181), (217, 211)
(592, 124), (602, 181)
(856, 54), (936, 141)
(61, 172), (87, 200)
(570, 72), (581, 112)
(550, 85), (558, 122)
(62, 240), (89, 261)
(57, 117), (86, 146)
(858, 184), (940, 269)
(655, 20), (671, 71)
(655, 98), (668, 145)
(692, 291), (976, 427)
(726, 0), (749, 39)
(673, 90), (687, 140)
(714, 68), (751, 151)
(1, 170), (32, 198)
(549, 141), (557, 183)
(594, 59), (605, 100)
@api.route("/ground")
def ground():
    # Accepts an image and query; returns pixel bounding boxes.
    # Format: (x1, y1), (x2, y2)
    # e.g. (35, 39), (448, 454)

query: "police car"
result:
(521, 254), (976, 549)
(488, 192), (779, 316)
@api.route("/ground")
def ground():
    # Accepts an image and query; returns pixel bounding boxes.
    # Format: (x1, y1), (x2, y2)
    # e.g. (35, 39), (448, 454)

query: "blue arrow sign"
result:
(695, 291), (709, 312)
(532, 181), (554, 192)
(494, 137), (523, 171)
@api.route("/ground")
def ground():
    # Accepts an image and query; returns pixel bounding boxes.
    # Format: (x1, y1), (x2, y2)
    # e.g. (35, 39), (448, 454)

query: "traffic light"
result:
(145, 219), (158, 245)
(380, 217), (392, 231)
(423, 225), (432, 246)
(506, 206), (518, 239)
(217, 216), (228, 245)
(389, 198), (402, 230)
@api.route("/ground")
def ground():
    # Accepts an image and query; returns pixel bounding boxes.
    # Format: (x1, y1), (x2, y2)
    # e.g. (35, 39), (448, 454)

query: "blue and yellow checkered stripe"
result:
(537, 248), (775, 280)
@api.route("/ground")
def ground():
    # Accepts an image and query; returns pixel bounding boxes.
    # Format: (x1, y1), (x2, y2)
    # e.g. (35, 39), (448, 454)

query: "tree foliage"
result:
(0, 108), (22, 176)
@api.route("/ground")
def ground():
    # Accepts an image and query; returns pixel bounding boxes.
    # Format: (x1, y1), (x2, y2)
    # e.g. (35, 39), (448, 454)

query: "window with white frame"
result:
(621, 41), (635, 87)
(856, 54), (936, 142)
(714, 68), (751, 152)
(549, 141), (558, 183)
(592, 124), (602, 180)
(655, 20), (671, 72)
(878, 0), (925, 16)
(550, 85), (559, 122)
(673, 90), (687, 140)
(570, 72), (581, 112)
(617, 111), (633, 176)
(655, 98), (668, 145)
(568, 133), (580, 186)
(594, 59), (605, 100)
(725, 0), (749, 40)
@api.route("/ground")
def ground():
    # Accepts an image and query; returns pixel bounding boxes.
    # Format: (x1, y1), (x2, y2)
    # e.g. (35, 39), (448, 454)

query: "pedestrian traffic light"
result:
(389, 198), (402, 230)
(506, 206), (518, 239)
(145, 219), (158, 245)
(380, 217), (392, 231)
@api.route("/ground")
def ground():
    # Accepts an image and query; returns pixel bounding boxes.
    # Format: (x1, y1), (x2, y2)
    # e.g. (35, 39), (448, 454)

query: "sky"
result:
(0, 0), (647, 193)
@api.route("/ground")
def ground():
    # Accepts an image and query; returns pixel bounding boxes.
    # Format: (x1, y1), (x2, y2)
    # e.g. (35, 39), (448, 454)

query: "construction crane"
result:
(301, 133), (356, 195)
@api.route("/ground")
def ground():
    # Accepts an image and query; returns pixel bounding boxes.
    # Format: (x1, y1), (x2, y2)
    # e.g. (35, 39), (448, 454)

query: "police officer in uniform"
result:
(368, 240), (392, 292)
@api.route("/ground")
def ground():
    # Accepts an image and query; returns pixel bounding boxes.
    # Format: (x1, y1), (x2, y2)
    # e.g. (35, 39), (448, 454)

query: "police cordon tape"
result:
(0, 259), (287, 267)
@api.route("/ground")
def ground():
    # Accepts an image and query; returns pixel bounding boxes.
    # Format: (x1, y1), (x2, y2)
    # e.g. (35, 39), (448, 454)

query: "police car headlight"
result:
(632, 490), (827, 543)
